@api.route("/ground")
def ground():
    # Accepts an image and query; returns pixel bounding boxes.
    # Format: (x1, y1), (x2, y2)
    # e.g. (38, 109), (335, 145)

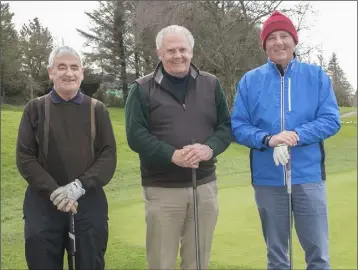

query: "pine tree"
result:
(19, 17), (54, 99)
(0, 3), (25, 101)
(327, 53), (354, 106)
(77, 1), (137, 104)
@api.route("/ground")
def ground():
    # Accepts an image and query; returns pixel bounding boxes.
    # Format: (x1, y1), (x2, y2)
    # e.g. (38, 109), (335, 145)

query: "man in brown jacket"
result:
(16, 46), (117, 270)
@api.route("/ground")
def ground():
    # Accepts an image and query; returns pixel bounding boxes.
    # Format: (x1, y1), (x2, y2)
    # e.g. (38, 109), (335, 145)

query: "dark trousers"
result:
(23, 186), (109, 270)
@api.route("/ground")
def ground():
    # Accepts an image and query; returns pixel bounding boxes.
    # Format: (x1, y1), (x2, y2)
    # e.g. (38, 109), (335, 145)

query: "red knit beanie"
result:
(260, 11), (298, 50)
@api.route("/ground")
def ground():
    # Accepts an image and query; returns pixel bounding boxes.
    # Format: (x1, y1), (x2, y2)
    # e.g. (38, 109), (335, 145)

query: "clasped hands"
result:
(270, 130), (299, 167)
(172, 143), (213, 168)
(50, 179), (86, 214)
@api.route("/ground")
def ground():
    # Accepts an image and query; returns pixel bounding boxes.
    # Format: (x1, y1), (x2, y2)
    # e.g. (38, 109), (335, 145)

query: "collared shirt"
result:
(50, 88), (84, 104)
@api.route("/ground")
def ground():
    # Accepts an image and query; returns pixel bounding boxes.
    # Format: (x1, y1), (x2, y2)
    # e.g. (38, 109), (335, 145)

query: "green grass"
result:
(341, 116), (357, 123)
(1, 107), (357, 269)
(339, 106), (357, 115)
(0, 104), (25, 112)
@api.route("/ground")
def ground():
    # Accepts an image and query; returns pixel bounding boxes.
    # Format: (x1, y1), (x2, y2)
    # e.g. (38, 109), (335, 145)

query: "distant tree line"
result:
(1, 1), (356, 107)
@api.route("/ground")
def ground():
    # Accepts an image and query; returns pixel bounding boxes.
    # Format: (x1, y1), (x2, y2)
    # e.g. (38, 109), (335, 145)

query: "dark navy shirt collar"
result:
(50, 88), (84, 104)
(162, 67), (190, 83)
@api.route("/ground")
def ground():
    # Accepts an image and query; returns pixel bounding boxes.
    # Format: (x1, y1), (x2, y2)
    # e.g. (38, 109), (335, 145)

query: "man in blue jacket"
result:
(231, 11), (340, 270)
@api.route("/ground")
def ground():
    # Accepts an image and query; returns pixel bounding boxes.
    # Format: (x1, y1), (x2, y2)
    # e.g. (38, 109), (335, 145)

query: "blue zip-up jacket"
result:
(231, 58), (341, 186)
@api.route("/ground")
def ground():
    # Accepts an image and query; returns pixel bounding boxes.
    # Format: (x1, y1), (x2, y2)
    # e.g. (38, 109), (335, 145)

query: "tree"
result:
(134, 1), (266, 107)
(134, 1), (315, 108)
(327, 53), (354, 106)
(285, 1), (320, 63)
(78, 1), (317, 108)
(77, 1), (135, 105)
(0, 3), (26, 103)
(137, 1), (311, 107)
(19, 17), (54, 99)
(316, 54), (327, 70)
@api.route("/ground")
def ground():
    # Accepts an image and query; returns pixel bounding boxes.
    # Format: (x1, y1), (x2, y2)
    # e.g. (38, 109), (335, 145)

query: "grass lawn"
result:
(339, 106), (357, 115)
(1, 106), (357, 269)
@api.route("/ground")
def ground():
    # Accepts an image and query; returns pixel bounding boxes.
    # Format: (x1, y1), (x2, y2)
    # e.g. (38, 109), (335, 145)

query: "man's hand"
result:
(273, 144), (290, 166)
(56, 199), (79, 214)
(56, 197), (79, 214)
(269, 131), (299, 147)
(171, 149), (199, 168)
(50, 179), (85, 213)
(183, 143), (213, 165)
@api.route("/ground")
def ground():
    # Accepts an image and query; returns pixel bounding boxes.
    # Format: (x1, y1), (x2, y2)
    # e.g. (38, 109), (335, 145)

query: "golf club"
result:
(286, 147), (293, 270)
(68, 211), (76, 270)
(191, 139), (201, 270)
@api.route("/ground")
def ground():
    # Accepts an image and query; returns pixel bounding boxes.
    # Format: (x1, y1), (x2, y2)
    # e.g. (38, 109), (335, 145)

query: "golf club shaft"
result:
(286, 148), (293, 270)
(191, 139), (201, 270)
(68, 212), (76, 270)
(288, 192), (293, 270)
(193, 186), (200, 270)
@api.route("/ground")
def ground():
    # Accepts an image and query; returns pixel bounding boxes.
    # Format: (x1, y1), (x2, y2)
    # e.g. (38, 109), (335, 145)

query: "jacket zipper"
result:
(275, 65), (286, 186)
(281, 75), (286, 186)
(182, 82), (190, 111)
(161, 88), (187, 111)
(288, 78), (291, 112)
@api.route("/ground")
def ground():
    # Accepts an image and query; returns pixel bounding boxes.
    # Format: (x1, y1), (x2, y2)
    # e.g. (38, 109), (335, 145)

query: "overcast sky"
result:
(5, 1), (357, 90)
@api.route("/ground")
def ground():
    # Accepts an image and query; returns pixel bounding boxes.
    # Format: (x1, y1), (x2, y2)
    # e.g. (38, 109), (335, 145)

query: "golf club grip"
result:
(68, 213), (76, 270)
(69, 214), (76, 251)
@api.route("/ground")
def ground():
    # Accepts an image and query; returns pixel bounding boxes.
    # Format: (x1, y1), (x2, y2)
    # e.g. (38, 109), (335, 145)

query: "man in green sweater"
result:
(125, 25), (231, 269)
(16, 46), (117, 269)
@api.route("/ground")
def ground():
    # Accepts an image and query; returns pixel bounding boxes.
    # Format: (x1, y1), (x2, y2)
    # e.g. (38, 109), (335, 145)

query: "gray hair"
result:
(48, 46), (83, 68)
(155, 25), (194, 49)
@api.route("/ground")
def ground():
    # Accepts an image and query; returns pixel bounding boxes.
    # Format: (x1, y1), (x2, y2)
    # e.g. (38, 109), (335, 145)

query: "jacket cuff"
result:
(260, 134), (271, 149)
(204, 141), (216, 157)
(162, 144), (176, 164)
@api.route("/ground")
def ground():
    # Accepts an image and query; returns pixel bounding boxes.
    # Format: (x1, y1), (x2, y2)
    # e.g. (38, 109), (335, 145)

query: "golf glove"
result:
(273, 144), (290, 166)
(50, 179), (85, 209)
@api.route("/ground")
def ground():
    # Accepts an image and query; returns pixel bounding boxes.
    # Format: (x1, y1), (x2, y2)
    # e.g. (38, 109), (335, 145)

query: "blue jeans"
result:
(254, 182), (330, 270)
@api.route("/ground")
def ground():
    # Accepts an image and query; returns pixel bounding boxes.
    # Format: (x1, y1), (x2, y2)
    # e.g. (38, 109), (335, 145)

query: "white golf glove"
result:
(273, 144), (290, 166)
(50, 179), (85, 212)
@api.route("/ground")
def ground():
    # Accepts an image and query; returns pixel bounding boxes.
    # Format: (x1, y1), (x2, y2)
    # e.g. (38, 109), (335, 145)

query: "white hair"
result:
(48, 46), (83, 68)
(155, 25), (194, 49)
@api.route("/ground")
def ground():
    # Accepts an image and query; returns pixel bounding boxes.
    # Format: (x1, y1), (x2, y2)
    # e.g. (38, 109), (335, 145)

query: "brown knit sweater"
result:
(16, 94), (117, 198)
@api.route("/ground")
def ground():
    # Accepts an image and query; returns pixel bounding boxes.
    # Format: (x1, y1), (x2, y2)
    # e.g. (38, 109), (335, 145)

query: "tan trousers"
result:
(143, 180), (219, 270)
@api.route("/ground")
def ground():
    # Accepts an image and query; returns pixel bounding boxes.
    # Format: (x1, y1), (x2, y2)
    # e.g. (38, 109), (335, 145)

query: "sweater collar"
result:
(50, 88), (84, 104)
(267, 55), (297, 74)
(153, 62), (200, 85)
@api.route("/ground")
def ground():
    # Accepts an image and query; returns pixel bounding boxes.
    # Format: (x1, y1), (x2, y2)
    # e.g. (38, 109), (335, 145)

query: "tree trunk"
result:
(134, 46), (140, 78)
(114, 1), (129, 104)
